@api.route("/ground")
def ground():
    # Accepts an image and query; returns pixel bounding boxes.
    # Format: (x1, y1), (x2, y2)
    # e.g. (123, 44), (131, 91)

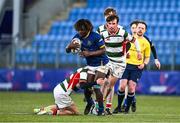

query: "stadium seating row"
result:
(87, 0), (180, 9)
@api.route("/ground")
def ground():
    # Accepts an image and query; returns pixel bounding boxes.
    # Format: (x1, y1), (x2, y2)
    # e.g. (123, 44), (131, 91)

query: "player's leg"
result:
(122, 85), (137, 112)
(35, 84), (61, 115)
(124, 80), (136, 113)
(121, 85), (128, 112)
(93, 86), (104, 115)
(103, 62), (126, 114)
(113, 79), (128, 114)
(104, 75), (118, 115)
(34, 104), (58, 115)
(93, 70), (108, 115)
(100, 79), (107, 94)
(83, 87), (94, 115)
(83, 66), (109, 115)
(124, 69), (142, 113)
(83, 72), (96, 115)
(53, 84), (77, 115)
(34, 104), (57, 115)
(131, 94), (136, 112)
(94, 78), (108, 114)
(67, 103), (80, 114)
(34, 108), (43, 114)
(80, 71), (106, 115)
(105, 86), (114, 115)
(57, 103), (80, 115)
(57, 109), (74, 115)
(93, 78), (110, 115)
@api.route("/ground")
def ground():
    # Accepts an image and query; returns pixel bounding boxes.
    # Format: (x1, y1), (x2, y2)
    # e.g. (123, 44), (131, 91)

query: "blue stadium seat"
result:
(16, 48), (34, 64)
(176, 54), (180, 65)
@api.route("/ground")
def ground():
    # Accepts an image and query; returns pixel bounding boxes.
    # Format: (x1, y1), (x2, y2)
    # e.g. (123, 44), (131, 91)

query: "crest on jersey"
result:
(87, 40), (92, 46)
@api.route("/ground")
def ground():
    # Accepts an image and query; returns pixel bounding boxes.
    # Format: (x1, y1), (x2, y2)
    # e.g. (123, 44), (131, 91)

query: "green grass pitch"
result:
(0, 91), (180, 122)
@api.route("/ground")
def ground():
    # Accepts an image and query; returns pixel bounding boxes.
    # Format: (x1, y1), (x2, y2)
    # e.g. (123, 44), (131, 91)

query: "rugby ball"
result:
(71, 38), (81, 53)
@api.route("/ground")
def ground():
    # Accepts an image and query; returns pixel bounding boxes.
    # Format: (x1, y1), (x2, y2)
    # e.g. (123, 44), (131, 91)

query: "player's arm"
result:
(150, 43), (161, 69)
(138, 56), (150, 69)
(80, 47), (105, 57)
(66, 38), (80, 53)
(144, 35), (161, 69)
(125, 31), (142, 60)
(89, 37), (107, 56)
(66, 44), (73, 53)
(144, 35), (158, 59)
(144, 57), (150, 66)
(151, 44), (157, 59)
(80, 37), (106, 57)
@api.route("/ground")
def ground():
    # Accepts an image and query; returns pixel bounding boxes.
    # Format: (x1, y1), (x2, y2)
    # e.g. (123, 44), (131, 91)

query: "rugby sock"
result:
(98, 101), (104, 114)
(132, 95), (136, 103)
(86, 97), (94, 105)
(117, 90), (125, 107)
(84, 88), (94, 105)
(106, 103), (112, 109)
(125, 92), (135, 112)
(123, 98), (127, 107)
(106, 87), (114, 109)
(94, 88), (104, 114)
(51, 108), (57, 115)
(95, 101), (99, 111)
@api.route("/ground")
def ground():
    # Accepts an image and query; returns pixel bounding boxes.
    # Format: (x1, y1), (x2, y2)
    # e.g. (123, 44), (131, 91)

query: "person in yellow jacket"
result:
(113, 20), (151, 114)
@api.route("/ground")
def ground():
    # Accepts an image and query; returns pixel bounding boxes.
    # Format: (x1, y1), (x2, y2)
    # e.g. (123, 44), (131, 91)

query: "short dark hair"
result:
(106, 15), (119, 23)
(130, 20), (139, 27)
(104, 7), (117, 16)
(130, 20), (147, 29)
(74, 19), (93, 32)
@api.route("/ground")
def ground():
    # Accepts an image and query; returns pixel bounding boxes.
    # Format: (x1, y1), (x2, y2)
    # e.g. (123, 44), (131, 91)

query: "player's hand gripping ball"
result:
(71, 38), (81, 53)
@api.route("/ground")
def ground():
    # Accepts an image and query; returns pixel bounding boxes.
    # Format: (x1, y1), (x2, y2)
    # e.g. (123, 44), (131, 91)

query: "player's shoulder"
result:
(144, 35), (151, 42)
(98, 24), (106, 30)
(72, 34), (81, 40)
(118, 25), (124, 30)
(143, 36), (150, 43)
(143, 37), (151, 48)
(144, 35), (154, 46)
(117, 25), (127, 36)
(90, 31), (102, 38)
(97, 24), (107, 34)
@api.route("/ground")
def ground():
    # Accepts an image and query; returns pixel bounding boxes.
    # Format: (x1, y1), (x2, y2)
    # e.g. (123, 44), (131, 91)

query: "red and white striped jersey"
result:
(59, 68), (88, 95)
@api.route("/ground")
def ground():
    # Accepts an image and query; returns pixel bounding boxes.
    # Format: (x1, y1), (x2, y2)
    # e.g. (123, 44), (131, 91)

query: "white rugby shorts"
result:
(53, 84), (73, 109)
(105, 60), (126, 78)
(85, 65), (109, 75)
